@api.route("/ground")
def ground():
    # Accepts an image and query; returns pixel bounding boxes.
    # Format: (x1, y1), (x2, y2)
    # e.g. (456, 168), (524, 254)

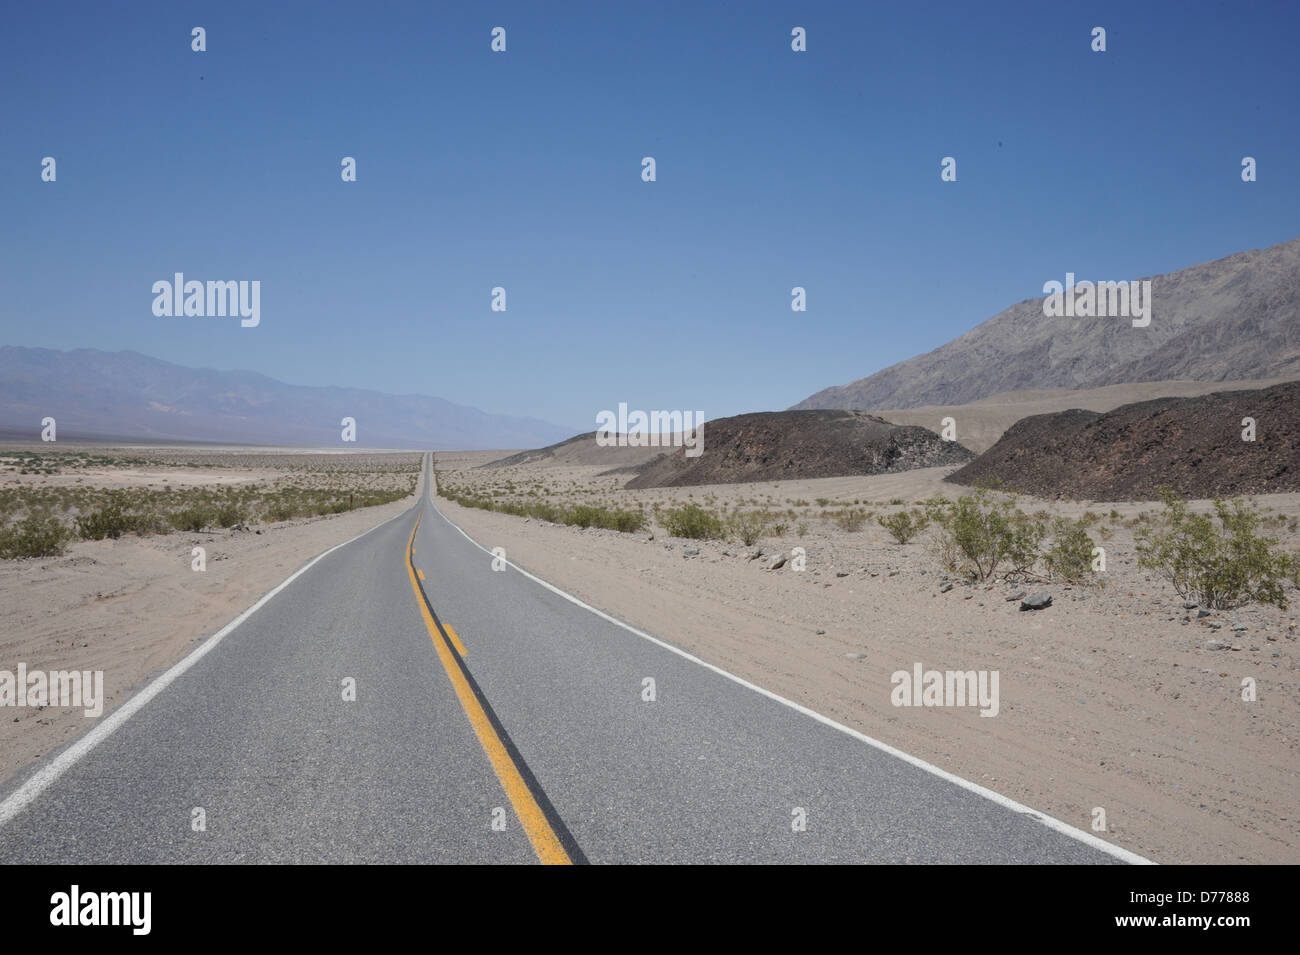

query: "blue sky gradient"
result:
(2, 0), (1297, 433)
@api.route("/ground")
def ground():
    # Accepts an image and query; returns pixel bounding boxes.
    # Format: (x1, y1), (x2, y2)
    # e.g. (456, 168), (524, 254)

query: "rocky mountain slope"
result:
(794, 235), (1300, 411)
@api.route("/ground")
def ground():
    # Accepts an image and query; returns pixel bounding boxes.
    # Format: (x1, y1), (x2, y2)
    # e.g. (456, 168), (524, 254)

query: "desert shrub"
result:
(661, 503), (726, 540)
(924, 490), (1044, 581)
(75, 498), (131, 540)
(170, 506), (212, 533)
(566, 504), (646, 533)
(1043, 517), (1098, 582)
(0, 514), (72, 558)
(1136, 489), (1295, 610)
(266, 501), (296, 522)
(878, 509), (929, 544)
(830, 508), (870, 532)
(728, 509), (772, 546)
(214, 501), (246, 527)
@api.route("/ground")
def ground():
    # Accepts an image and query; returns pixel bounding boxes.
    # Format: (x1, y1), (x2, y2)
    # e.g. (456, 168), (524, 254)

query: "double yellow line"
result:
(404, 510), (573, 865)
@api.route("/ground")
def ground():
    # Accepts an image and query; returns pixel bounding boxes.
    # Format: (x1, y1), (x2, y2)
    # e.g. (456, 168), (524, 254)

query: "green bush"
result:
(214, 501), (246, 527)
(924, 490), (1044, 581)
(1136, 489), (1295, 610)
(877, 509), (929, 544)
(661, 503), (726, 540)
(266, 502), (296, 522)
(170, 507), (212, 533)
(75, 499), (130, 540)
(1043, 517), (1097, 582)
(728, 509), (772, 546)
(566, 504), (646, 533)
(830, 508), (870, 532)
(0, 515), (72, 558)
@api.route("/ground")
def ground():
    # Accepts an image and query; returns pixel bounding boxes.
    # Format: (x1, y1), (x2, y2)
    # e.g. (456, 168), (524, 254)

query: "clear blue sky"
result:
(2, 0), (1297, 433)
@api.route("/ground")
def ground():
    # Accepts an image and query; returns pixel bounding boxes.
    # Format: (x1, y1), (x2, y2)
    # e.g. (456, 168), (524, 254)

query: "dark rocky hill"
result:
(624, 410), (974, 488)
(946, 381), (1300, 500)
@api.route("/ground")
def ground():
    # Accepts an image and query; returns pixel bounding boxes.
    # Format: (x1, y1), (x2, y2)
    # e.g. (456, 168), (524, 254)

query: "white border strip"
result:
(426, 473), (1153, 865)
(0, 493), (419, 829)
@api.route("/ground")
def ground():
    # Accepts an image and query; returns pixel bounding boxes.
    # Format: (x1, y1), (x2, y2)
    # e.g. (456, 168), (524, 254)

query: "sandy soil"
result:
(432, 461), (1300, 864)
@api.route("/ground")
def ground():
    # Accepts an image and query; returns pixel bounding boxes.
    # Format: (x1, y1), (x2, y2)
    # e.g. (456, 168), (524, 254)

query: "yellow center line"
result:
(405, 512), (572, 865)
(444, 624), (468, 657)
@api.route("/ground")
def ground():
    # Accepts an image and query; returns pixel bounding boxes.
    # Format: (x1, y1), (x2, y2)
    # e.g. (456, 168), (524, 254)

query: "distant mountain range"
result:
(0, 347), (570, 450)
(793, 235), (1300, 411)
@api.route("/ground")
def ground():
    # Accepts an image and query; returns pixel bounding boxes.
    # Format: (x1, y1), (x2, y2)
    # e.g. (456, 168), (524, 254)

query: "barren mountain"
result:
(482, 431), (670, 470)
(946, 380), (1300, 500)
(624, 410), (974, 488)
(794, 235), (1300, 411)
(0, 346), (569, 450)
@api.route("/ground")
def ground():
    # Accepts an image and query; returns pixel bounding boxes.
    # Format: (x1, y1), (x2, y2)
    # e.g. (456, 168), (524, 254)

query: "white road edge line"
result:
(0, 490), (421, 829)
(426, 473), (1154, 866)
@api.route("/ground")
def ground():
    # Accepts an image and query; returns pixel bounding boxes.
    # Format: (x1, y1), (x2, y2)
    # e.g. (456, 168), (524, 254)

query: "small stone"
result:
(1020, 592), (1052, 611)
(1204, 640), (1228, 651)
(682, 546), (700, 558)
(1006, 591), (1026, 602)
(844, 652), (865, 660)
(939, 582), (953, 593)
(815, 629), (826, 635)
(836, 571), (849, 578)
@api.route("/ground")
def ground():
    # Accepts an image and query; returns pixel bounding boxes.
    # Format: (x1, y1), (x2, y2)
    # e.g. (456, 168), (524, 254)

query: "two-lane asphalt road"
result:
(0, 454), (1144, 863)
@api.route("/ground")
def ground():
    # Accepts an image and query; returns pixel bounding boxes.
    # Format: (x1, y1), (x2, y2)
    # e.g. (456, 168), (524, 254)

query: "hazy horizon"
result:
(4, 0), (1299, 434)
